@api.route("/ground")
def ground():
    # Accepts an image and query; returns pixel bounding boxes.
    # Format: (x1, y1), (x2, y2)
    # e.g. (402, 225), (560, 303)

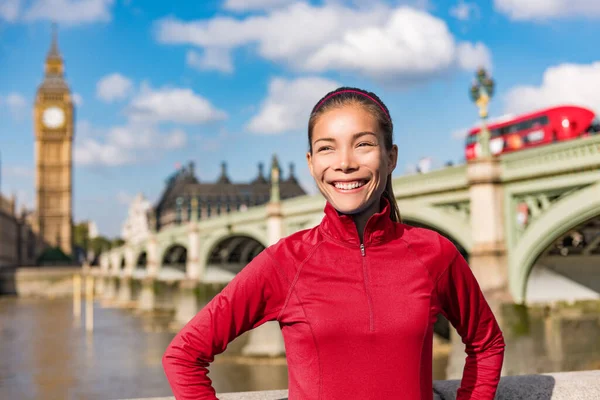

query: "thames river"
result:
(0, 297), (290, 400)
(0, 296), (451, 400)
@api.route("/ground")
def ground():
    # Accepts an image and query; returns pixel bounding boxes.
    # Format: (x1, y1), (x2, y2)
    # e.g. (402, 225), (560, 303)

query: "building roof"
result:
(154, 160), (306, 212)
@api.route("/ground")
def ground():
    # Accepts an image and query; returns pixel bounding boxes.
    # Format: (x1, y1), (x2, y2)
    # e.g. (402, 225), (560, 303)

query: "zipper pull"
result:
(360, 243), (365, 257)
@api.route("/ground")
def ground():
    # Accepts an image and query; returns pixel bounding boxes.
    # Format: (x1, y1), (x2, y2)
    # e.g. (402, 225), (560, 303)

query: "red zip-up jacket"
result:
(163, 199), (505, 399)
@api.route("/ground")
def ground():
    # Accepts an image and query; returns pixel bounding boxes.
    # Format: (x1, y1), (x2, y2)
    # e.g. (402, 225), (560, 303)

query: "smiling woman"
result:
(162, 86), (505, 400)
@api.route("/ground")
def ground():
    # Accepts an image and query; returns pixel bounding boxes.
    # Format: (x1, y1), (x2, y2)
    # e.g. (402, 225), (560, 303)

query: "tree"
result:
(73, 222), (90, 252)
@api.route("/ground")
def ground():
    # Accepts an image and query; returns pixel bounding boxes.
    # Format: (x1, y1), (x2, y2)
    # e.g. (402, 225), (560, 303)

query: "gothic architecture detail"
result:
(33, 26), (74, 255)
(152, 159), (306, 230)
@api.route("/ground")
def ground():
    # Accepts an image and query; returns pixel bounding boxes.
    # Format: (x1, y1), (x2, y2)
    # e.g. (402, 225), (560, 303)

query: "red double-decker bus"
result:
(465, 105), (600, 160)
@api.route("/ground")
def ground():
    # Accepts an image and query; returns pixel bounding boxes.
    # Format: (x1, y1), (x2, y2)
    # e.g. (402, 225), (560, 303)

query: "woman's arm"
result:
(436, 246), (505, 399)
(162, 249), (288, 400)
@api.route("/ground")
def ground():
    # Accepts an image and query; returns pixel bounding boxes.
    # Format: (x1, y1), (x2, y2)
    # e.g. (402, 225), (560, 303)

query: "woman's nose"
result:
(336, 150), (358, 171)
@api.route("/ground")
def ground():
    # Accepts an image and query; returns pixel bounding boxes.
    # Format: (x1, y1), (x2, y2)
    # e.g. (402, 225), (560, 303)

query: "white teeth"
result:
(334, 181), (364, 190)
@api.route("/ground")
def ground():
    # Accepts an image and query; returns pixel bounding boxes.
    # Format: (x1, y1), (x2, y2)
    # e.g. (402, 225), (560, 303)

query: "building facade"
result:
(0, 193), (38, 268)
(153, 157), (306, 231)
(33, 27), (74, 256)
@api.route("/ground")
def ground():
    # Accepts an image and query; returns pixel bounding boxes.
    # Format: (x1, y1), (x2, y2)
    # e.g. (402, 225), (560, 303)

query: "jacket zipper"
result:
(360, 244), (374, 332)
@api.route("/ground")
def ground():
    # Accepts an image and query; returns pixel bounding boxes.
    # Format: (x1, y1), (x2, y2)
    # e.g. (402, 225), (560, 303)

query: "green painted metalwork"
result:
(509, 181), (600, 303)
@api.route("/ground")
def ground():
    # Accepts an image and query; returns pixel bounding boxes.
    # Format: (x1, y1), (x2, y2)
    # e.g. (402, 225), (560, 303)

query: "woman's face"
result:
(307, 104), (397, 216)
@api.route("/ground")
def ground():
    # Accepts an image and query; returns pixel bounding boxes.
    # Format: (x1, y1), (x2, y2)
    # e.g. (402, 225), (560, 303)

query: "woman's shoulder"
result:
(266, 225), (324, 266)
(397, 223), (460, 274)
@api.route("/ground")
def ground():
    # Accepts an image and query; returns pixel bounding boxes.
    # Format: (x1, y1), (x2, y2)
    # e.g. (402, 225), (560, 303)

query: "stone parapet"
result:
(121, 370), (600, 400)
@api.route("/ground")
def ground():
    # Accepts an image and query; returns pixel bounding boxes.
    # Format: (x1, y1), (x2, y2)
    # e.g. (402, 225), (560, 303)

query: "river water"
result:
(0, 296), (449, 400)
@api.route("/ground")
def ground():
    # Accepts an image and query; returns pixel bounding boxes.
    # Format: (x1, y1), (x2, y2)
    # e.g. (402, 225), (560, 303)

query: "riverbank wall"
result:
(123, 370), (600, 399)
(0, 266), (80, 297)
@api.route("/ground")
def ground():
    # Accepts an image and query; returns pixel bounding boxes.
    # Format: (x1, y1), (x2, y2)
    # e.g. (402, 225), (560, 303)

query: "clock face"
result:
(42, 106), (65, 129)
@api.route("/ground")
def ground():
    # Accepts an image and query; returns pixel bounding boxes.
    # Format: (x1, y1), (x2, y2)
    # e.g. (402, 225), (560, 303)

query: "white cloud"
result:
(246, 76), (340, 134)
(504, 62), (600, 115)
(78, 77), (224, 167)
(126, 83), (227, 124)
(72, 93), (83, 107)
(96, 73), (133, 102)
(155, 3), (490, 81)
(450, 1), (479, 21)
(456, 42), (492, 72)
(186, 49), (233, 74)
(0, 0), (21, 21)
(494, 0), (600, 20)
(0, 92), (27, 119)
(74, 122), (187, 167)
(23, 0), (114, 25)
(223, 0), (295, 12)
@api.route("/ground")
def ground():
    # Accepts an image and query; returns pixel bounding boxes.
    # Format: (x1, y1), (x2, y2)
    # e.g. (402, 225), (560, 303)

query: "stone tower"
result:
(34, 25), (74, 256)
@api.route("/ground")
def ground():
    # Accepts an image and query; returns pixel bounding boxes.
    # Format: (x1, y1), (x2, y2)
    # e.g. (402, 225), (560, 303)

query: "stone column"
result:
(103, 276), (117, 301)
(466, 157), (510, 298)
(95, 272), (105, 295)
(117, 276), (133, 307)
(242, 154), (286, 357)
(187, 199), (202, 280)
(100, 253), (110, 273)
(147, 235), (159, 277)
(111, 251), (121, 275)
(173, 279), (199, 327)
(124, 246), (135, 276)
(138, 276), (156, 312)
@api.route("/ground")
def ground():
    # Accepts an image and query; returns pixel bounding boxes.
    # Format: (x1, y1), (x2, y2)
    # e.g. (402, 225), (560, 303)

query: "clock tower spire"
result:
(34, 24), (74, 257)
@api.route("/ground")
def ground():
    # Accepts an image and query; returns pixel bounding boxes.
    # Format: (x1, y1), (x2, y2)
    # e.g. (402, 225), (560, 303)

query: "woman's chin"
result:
(329, 199), (369, 215)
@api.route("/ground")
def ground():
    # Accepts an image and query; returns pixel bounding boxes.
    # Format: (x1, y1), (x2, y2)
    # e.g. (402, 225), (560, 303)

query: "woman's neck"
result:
(350, 199), (381, 244)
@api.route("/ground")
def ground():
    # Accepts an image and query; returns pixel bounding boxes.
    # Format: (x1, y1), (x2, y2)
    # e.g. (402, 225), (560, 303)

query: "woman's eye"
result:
(317, 146), (332, 152)
(357, 142), (374, 147)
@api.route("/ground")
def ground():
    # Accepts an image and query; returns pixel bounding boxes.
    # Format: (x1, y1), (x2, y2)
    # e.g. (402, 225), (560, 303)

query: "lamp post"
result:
(470, 67), (495, 159)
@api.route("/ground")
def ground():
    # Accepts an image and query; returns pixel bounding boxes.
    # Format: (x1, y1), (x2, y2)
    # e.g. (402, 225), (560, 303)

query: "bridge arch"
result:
(511, 181), (600, 303)
(205, 233), (267, 276)
(135, 251), (147, 268)
(160, 243), (188, 273)
(399, 203), (472, 254)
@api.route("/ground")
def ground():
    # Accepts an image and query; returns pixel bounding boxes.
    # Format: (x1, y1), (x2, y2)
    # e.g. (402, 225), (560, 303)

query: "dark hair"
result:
(308, 86), (401, 223)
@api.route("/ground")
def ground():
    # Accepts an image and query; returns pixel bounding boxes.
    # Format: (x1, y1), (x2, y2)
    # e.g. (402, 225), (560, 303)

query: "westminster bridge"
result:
(93, 135), (600, 376)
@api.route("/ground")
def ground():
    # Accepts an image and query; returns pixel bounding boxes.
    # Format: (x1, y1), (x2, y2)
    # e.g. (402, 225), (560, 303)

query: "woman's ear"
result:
(388, 144), (398, 174)
(306, 151), (315, 178)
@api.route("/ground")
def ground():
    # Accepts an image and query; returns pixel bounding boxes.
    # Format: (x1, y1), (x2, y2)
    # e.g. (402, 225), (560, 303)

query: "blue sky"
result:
(1, 0), (600, 237)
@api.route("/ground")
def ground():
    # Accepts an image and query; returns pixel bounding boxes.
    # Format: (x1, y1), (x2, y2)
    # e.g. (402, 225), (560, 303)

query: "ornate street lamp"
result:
(470, 67), (495, 158)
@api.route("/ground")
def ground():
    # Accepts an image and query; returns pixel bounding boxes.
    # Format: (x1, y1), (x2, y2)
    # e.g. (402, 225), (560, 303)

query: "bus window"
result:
(586, 117), (600, 135)
(465, 134), (478, 145)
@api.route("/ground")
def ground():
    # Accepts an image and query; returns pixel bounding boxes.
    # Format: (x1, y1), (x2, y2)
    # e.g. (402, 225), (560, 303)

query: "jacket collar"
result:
(319, 197), (399, 246)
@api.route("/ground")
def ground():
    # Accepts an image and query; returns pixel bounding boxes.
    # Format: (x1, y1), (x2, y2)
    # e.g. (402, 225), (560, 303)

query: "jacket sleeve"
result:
(435, 243), (505, 400)
(162, 248), (288, 400)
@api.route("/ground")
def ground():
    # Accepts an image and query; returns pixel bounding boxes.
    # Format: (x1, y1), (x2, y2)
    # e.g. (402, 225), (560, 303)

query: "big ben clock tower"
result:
(34, 25), (74, 256)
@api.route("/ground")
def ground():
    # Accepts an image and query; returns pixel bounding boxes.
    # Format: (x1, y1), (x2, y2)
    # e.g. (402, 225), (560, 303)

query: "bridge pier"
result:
(138, 277), (156, 312)
(241, 321), (286, 357)
(466, 156), (509, 299)
(94, 274), (105, 296)
(117, 276), (134, 307)
(173, 279), (199, 327)
(103, 276), (118, 301)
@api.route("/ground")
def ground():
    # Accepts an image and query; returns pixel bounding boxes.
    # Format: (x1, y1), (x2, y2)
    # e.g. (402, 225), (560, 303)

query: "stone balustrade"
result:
(122, 370), (600, 399)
